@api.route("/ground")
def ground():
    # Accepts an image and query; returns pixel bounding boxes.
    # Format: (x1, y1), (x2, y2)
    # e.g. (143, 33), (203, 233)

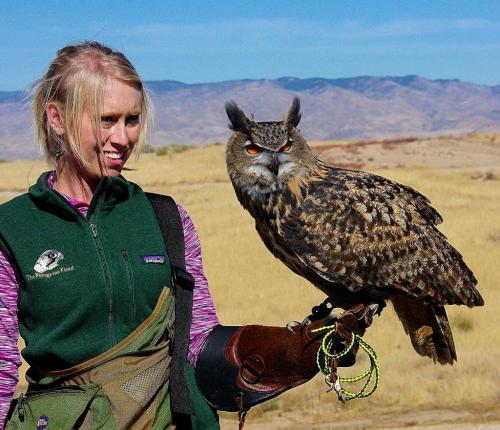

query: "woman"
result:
(0, 42), (369, 429)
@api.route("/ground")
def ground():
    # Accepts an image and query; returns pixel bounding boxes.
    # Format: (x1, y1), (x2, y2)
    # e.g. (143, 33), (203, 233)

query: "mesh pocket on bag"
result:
(120, 355), (171, 407)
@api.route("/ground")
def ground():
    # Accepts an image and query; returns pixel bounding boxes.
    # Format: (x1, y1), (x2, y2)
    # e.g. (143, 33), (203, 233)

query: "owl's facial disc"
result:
(244, 144), (276, 183)
(244, 143), (295, 184)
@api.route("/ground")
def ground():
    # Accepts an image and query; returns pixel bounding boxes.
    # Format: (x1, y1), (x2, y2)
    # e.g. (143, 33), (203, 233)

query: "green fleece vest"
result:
(0, 172), (172, 371)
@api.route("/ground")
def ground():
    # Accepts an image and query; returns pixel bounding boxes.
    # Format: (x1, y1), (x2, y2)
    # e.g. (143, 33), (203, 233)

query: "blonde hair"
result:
(32, 41), (150, 167)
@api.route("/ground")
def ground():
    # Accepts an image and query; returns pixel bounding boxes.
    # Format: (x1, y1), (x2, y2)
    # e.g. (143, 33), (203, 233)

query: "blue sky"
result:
(0, 0), (498, 90)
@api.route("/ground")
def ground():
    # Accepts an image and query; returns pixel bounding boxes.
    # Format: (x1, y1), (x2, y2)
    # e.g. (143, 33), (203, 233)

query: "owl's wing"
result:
(278, 168), (481, 306)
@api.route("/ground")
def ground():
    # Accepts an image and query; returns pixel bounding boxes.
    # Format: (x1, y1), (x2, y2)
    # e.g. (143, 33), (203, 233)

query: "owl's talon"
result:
(286, 320), (300, 332)
(299, 316), (311, 328)
(328, 307), (347, 321)
(368, 303), (381, 316)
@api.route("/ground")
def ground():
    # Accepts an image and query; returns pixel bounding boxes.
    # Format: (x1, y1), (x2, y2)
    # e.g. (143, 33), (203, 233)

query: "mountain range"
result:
(1, 75), (499, 160)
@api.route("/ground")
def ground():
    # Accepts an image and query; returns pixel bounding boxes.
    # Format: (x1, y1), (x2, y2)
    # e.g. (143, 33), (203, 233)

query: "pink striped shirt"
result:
(0, 182), (219, 426)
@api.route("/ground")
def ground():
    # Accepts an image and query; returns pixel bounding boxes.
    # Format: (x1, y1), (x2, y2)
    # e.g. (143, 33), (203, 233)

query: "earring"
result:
(52, 138), (64, 160)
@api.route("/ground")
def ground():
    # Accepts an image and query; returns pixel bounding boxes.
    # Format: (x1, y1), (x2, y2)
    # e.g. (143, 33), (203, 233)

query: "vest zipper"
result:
(90, 223), (116, 346)
(121, 249), (137, 325)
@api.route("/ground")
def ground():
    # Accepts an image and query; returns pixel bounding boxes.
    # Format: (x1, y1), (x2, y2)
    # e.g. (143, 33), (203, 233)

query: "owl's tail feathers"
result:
(391, 296), (456, 365)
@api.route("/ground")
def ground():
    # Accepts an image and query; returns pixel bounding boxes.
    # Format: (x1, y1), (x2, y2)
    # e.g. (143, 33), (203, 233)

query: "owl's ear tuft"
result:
(284, 97), (302, 128)
(226, 101), (252, 134)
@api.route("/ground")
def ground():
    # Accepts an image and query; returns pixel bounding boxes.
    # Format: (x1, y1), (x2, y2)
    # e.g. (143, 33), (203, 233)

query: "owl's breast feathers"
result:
(256, 166), (483, 308)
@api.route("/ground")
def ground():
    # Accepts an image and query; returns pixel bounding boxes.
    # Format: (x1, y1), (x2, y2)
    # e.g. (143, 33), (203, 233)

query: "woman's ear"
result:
(46, 102), (65, 135)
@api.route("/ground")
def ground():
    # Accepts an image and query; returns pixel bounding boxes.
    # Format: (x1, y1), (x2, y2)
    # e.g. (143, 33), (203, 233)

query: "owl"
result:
(225, 97), (484, 365)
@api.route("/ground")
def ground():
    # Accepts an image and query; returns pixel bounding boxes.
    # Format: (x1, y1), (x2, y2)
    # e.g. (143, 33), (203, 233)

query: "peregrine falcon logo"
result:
(34, 250), (64, 274)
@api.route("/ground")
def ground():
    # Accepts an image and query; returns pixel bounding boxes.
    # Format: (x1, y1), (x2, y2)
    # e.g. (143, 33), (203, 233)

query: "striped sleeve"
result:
(0, 250), (21, 428)
(176, 205), (220, 367)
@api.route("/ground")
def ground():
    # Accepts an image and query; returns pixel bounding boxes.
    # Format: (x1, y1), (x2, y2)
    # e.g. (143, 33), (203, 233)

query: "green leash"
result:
(311, 324), (380, 402)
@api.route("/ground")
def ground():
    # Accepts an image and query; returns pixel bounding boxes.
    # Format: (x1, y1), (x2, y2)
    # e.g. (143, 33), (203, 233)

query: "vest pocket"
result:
(121, 249), (136, 325)
(5, 384), (102, 430)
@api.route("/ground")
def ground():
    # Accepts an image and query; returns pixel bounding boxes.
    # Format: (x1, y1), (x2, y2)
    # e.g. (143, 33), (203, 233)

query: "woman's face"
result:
(72, 78), (142, 181)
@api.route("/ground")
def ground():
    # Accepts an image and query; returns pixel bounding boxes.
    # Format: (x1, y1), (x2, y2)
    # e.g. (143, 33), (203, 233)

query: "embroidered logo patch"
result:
(34, 250), (64, 273)
(143, 255), (166, 264)
(37, 415), (49, 430)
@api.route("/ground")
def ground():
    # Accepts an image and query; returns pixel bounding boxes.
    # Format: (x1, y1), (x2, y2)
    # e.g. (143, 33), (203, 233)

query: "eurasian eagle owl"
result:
(225, 97), (483, 364)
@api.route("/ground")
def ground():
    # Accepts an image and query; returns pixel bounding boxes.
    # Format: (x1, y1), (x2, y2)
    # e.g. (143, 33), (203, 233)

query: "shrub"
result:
(451, 314), (473, 332)
(142, 144), (156, 154)
(156, 144), (194, 156)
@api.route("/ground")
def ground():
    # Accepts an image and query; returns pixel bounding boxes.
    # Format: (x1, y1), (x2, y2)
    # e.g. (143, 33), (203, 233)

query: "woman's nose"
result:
(109, 122), (129, 147)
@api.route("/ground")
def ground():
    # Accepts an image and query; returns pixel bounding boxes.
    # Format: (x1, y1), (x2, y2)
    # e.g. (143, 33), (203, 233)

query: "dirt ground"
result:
(311, 134), (500, 170)
(220, 408), (500, 429)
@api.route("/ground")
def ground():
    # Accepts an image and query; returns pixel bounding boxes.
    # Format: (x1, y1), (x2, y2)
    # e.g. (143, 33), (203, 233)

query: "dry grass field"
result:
(1, 134), (499, 429)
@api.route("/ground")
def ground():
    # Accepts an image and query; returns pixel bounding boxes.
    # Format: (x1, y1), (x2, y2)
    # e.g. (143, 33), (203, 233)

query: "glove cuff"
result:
(195, 325), (307, 412)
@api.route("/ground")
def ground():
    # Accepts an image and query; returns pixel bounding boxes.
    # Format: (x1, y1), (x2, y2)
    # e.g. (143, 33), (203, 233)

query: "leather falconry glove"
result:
(195, 302), (375, 414)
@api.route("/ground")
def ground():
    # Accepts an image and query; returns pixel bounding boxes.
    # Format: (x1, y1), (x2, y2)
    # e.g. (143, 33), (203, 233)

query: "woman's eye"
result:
(126, 114), (140, 126)
(280, 141), (292, 152)
(245, 143), (262, 155)
(101, 116), (116, 125)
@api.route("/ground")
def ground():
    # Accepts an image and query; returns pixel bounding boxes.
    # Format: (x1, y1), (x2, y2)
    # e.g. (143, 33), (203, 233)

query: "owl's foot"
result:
(300, 300), (378, 338)
(299, 297), (335, 327)
(297, 299), (380, 358)
(294, 300), (375, 368)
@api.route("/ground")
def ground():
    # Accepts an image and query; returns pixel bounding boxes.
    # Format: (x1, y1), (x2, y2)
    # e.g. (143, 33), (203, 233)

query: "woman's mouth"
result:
(103, 151), (125, 160)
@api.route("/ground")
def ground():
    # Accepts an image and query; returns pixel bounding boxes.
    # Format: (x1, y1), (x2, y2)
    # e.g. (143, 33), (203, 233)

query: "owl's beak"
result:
(269, 153), (280, 176)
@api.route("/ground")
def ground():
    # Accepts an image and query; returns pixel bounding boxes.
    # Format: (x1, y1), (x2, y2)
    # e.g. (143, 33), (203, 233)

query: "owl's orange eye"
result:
(280, 141), (292, 152)
(245, 143), (262, 155)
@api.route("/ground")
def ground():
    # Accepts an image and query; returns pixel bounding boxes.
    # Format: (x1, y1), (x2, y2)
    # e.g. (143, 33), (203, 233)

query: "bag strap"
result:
(146, 193), (194, 416)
